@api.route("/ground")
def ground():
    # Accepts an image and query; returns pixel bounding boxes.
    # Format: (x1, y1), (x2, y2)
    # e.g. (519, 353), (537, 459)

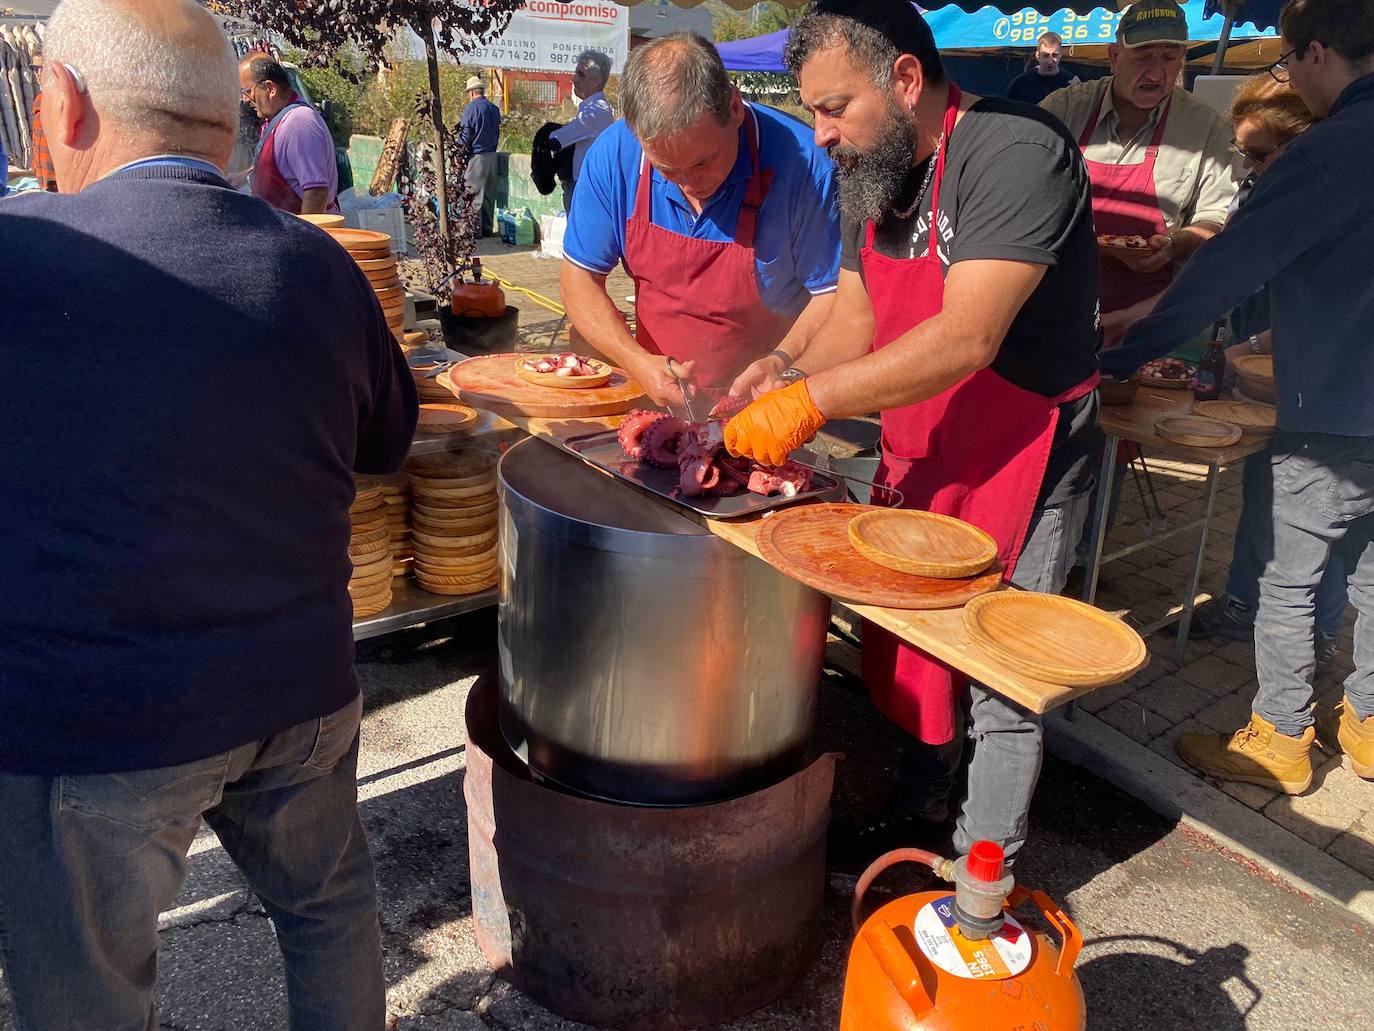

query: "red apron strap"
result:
(735, 107), (771, 249)
(1145, 96), (1173, 153)
(1077, 83), (1108, 149)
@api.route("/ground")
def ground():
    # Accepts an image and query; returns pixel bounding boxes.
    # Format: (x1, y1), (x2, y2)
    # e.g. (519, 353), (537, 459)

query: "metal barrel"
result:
(497, 437), (830, 805)
(466, 673), (835, 1030)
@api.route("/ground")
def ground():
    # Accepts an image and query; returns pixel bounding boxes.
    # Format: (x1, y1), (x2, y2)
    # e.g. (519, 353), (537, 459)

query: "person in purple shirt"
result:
(231, 56), (339, 214)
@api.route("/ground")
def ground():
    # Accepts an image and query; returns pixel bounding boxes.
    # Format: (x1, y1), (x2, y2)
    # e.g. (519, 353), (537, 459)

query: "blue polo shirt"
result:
(564, 103), (840, 317)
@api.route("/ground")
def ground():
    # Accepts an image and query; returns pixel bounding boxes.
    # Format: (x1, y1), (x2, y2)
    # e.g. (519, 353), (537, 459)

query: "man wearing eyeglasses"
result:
(1101, 0), (1374, 794)
(1042, 0), (1242, 341)
(231, 54), (339, 215)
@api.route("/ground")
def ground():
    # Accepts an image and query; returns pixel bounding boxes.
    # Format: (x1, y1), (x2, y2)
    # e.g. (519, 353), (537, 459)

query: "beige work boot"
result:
(1177, 714), (1315, 794)
(1335, 698), (1374, 780)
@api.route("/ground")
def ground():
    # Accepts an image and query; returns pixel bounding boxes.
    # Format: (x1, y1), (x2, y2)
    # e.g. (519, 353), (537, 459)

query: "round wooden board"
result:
(1136, 374), (1192, 390)
(441, 354), (645, 418)
(324, 227), (392, 250)
(848, 509), (998, 579)
(513, 356), (614, 390)
(962, 592), (1147, 687)
(756, 503), (1003, 610)
(355, 256), (398, 272)
(416, 403), (479, 434)
(1231, 354), (1275, 403)
(374, 286), (405, 306)
(297, 213), (346, 229)
(1155, 414), (1243, 448)
(1192, 399), (1275, 435)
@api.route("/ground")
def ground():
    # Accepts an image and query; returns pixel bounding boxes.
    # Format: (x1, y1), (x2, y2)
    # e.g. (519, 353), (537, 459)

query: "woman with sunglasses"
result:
(1191, 74), (1350, 656)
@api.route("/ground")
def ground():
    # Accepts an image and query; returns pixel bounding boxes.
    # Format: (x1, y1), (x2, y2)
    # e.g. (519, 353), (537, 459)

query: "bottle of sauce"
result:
(1193, 322), (1227, 401)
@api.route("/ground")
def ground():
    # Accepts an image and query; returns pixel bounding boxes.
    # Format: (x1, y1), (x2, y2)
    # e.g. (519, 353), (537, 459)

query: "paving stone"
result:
(1134, 675), (1212, 723)
(1263, 787), (1365, 849)
(1212, 638), (1257, 667)
(1315, 756), (1374, 810)
(1176, 654), (1255, 697)
(1145, 719), (1211, 770)
(1194, 693), (1255, 735)
(1326, 820), (1374, 880)
(1098, 698), (1173, 745)
(1215, 774), (1281, 812)
(1075, 680), (1133, 714)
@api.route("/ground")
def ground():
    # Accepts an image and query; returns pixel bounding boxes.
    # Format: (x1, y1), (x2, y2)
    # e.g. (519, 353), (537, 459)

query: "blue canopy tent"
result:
(716, 1), (1278, 73)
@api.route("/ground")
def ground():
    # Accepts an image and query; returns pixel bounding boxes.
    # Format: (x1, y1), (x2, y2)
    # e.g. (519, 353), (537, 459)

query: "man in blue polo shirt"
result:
(559, 32), (840, 407)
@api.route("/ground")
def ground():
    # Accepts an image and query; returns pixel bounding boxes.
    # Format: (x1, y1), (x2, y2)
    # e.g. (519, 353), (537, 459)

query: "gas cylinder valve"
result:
(950, 840), (1015, 940)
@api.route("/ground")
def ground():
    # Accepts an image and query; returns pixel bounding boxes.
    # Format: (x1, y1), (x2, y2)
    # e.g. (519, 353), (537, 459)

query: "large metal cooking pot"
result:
(497, 438), (830, 805)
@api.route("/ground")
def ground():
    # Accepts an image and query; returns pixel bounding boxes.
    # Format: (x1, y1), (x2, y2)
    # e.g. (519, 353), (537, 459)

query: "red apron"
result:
(860, 84), (1099, 745)
(623, 106), (796, 390)
(252, 97), (340, 215)
(1080, 89), (1174, 314)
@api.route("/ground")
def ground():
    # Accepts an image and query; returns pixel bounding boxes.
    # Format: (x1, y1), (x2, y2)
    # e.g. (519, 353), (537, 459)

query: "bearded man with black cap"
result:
(723, 0), (1103, 868)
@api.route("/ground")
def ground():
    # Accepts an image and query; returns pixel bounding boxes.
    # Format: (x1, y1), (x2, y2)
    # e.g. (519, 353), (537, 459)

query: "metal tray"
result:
(562, 429), (846, 519)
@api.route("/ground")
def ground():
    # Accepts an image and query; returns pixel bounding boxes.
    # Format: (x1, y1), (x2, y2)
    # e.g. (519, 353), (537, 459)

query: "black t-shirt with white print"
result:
(840, 95), (1103, 506)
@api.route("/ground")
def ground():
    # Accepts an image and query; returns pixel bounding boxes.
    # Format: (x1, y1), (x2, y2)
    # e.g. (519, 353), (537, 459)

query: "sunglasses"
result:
(1232, 141), (1277, 163)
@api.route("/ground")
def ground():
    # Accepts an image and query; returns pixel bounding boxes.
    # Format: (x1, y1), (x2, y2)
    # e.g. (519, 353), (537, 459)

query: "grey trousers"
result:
(896, 491), (1093, 865)
(1254, 431), (1374, 735)
(0, 694), (385, 1031)
(464, 151), (497, 236)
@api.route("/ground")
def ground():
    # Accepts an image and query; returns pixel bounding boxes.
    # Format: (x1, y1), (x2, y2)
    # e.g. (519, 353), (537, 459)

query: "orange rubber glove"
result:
(723, 380), (826, 468)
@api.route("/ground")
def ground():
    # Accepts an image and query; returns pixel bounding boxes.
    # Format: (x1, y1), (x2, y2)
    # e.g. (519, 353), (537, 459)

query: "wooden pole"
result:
(1210, 2), (1239, 75)
(420, 19), (450, 248)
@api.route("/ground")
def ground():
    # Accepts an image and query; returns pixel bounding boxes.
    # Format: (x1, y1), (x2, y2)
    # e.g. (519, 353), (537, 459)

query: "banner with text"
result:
(463, 1), (629, 74)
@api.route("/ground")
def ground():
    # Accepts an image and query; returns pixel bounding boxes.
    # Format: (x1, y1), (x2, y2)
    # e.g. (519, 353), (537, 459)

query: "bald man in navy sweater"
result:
(0, 1), (415, 1027)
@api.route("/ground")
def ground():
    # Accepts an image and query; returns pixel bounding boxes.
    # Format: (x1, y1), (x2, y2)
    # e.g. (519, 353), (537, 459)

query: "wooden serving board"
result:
(1155, 414), (1243, 448)
(963, 592), (1148, 687)
(756, 503), (1003, 609)
(1192, 399), (1275, 435)
(440, 353), (644, 418)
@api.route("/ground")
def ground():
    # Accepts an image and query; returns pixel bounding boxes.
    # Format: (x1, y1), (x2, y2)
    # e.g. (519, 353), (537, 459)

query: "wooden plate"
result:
(1192, 400), (1275, 435)
(374, 286), (405, 306)
(324, 228), (392, 250)
(756, 503), (1003, 610)
(1155, 414), (1243, 448)
(1097, 234), (1152, 252)
(963, 592), (1148, 687)
(416, 403), (478, 434)
(355, 256), (399, 272)
(513, 355), (614, 390)
(443, 355), (644, 418)
(297, 213), (346, 229)
(1231, 354), (1275, 404)
(1137, 374), (1193, 390)
(847, 509), (998, 579)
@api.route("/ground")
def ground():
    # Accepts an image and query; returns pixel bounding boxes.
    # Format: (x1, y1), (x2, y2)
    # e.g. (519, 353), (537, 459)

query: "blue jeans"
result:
(896, 492), (1092, 866)
(1229, 449), (1349, 637)
(0, 694), (384, 1031)
(1254, 433), (1374, 735)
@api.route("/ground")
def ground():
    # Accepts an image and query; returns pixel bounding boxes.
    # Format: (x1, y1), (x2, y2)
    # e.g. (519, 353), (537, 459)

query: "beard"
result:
(830, 98), (919, 224)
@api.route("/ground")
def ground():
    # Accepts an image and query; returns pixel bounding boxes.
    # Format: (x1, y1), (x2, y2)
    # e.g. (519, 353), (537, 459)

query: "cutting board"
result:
(963, 592), (1148, 687)
(441, 353), (645, 418)
(1155, 414), (1243, 448)
(756, 503), (1003, 609)
(1192, 399), (1275, 436)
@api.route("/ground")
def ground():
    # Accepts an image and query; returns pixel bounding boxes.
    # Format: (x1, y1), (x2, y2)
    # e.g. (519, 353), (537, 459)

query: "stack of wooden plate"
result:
(406, 450), (499, 596)
(417, 402), (478, 435)
(349, 479), (394, 618)
(411, 361), (456, 404)
(375, 474), (411, 577)
(323, 228), (405, 338)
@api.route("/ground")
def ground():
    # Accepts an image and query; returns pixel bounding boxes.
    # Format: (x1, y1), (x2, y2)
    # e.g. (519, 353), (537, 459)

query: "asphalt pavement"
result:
(3, 610), (1371, 1030)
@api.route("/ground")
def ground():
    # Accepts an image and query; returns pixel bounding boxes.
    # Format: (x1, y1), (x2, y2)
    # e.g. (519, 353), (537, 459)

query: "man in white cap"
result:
(1042, 0), (1242, 341)
(459, 73), (502, 235)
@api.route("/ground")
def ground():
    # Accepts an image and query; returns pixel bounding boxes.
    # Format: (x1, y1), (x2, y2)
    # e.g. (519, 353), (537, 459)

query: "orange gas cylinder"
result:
(840, 846), (1085, 1031)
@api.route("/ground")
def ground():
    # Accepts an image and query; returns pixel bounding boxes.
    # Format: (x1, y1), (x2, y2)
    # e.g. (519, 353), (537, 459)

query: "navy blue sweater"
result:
(0, 164), (417, 774)
(1102, 74), (1374, 436)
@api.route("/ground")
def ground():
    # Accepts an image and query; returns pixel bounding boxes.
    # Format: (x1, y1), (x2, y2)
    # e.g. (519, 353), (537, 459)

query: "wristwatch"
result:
(1248, 334), (1262, 355)
(767, 348), (795, 369)
(779, 368), (808, 386)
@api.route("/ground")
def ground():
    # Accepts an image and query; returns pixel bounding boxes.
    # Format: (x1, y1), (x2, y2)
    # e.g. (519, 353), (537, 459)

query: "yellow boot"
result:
(1336, 697), (1374, 780)
(1177, 714), (1315, 794)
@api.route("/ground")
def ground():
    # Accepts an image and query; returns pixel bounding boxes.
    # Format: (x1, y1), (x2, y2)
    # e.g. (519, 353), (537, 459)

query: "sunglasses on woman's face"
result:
(1232, 141), (1277, 163)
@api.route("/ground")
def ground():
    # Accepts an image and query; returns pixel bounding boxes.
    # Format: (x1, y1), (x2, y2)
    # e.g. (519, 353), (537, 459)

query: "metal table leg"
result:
(1082, 434), (1120, 606)
(1172, 461), (1222, 665)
